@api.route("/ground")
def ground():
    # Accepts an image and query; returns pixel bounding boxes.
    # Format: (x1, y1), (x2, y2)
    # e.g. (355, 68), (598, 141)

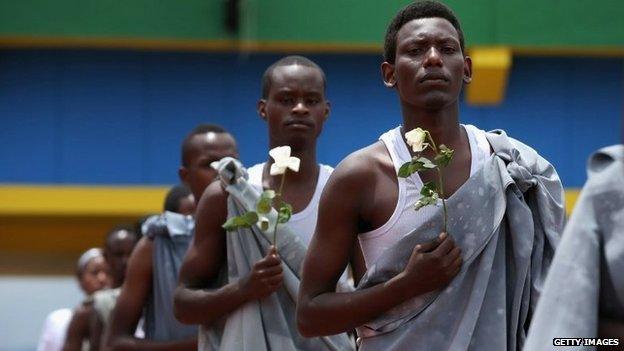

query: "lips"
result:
(419, 72), (449, 83)
(284, 119), (314, 129)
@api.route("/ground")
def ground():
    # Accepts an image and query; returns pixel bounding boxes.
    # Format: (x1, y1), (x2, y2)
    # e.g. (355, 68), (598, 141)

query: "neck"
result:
(401, 102), (462, 148)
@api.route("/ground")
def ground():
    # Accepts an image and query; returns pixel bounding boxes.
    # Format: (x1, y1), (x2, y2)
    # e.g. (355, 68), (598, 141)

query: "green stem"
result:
(427, 131), (448, 233)
(436, 168), (448, 233)
(425, 131), (438, 153)
(272, 171), (287, 246)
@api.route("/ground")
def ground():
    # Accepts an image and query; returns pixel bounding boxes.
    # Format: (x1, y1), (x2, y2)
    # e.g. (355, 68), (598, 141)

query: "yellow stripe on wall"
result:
(0, 185), (580, 217)
(0, 185), (169, 216)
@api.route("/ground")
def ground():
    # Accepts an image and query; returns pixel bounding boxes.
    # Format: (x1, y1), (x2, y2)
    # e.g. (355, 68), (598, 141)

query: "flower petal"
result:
(269, 146), (291, 163)
(286, 156), (300, 173)
(270, 163), (286, 176)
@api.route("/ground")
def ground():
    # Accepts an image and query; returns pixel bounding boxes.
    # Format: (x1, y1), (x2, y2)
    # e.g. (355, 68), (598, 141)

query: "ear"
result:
(323, 100), (331, 121)
(178, 166), (188, 184)
(381, 62), (396, 88)
(257, 99), (268, 121)
(463, 55), (473, 84)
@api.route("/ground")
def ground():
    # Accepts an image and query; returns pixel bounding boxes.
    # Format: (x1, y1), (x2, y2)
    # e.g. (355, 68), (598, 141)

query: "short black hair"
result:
(384, 1), (465, 64)
(163, 184), (192, 213)
(105, 225), (137, 249)
(261, 55), (327, 99)
(180, 124), (229, 166)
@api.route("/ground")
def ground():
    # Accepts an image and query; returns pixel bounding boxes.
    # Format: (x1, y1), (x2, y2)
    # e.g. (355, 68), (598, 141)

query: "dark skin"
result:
(63, 257), (109, 351)
(297, 17), (473, 337)
(87, 230), (137, 351)
(103, 134), (238, 351)
(174, 64), (330, 326)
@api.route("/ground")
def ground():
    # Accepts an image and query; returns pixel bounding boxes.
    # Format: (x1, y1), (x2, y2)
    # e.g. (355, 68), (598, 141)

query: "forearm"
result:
(107, 337), (197, 351)
(174, 281), (249, 325)
(298, 272), (416, 337)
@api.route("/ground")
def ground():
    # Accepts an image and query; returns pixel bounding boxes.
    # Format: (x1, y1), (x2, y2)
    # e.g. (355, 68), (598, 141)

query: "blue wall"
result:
(1, 50), (622, 187)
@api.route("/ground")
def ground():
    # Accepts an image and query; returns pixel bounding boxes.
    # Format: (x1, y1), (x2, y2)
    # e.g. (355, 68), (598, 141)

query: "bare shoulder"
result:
(195, 180), (228, 228)
(329, 141), (388, 188)
(126, 236), (153, 277)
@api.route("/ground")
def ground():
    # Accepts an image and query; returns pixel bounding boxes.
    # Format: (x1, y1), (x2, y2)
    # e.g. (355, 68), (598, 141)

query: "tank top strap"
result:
(379, 126), (413, 174)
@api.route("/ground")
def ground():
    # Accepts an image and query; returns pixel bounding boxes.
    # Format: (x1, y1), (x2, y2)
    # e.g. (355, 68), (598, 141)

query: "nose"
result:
(423, 47), (443, 68)
(292, 100), (309, 115)
(97, 271), (108, 285)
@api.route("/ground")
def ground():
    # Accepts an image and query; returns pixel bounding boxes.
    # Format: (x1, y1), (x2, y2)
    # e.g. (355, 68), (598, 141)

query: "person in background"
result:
(63, 228), (137, 351)
(37, 248), (108, 351)
(104, 125), (238, 350)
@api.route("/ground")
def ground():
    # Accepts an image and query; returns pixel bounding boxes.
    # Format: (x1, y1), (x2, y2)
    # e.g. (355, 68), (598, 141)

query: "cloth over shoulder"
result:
(525, 145), (624, 351)
(197, 157), (355, 351)
(354, 130), (565, 351)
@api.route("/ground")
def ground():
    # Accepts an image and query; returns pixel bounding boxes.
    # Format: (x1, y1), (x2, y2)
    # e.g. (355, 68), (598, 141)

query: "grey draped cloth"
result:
(198, 157), (354, 351)
(355, 130), (565, 351)
(525, 145), (624, 351)
(142, 211), (198, 341)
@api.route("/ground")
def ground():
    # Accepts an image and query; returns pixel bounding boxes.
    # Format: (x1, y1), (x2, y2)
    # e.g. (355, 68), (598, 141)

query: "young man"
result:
(64, 228), (137, 351)
(103, 125), (238, 350)
(174, 56), (352, 350)
(297, 2), (564, 350)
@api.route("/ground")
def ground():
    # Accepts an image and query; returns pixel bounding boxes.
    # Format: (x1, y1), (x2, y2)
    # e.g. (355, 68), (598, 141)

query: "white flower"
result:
(257, 215), (270, 231)
(405, 127), (429, 153)
(269, 146), (301, 176)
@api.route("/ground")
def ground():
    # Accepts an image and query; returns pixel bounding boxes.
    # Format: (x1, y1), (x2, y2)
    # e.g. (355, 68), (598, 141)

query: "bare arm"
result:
(174, 181), (283, 326)
(297, 154), (462, 337)
(89, 309), (103, 351)
(103, 237), (196, 351)
(63, 304), (92, 351)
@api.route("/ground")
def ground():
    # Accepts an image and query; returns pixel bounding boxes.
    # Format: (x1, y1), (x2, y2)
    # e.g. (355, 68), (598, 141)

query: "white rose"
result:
(269, 146), (301, 176)
(405, 127), (429, 153)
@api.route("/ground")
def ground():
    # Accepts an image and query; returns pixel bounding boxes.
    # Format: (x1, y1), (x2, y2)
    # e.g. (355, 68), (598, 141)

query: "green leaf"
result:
(434, 145), (454, 167)
(256, 190), (276, 214)
(277, 203), (293, 224)
(415, 157), (436, 169)
(223, 214), (252, 231)
(242, 211), (259, 226)
(398, 162), (413, 178)
(414, 195), (439, 210)
(420, 181), (438, 197)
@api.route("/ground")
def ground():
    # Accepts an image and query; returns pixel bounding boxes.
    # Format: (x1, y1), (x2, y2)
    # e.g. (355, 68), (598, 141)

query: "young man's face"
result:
(104, 230), (136, 284)
(384, 17), (471, 110)
(179, 132), (239, 200)
(258, 65), (330, 150)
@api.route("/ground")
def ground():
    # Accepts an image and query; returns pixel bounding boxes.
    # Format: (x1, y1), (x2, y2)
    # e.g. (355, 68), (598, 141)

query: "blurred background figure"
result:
(525, 145), (624, 349)
(63, 228), (137, 351)
(37, 248), (108, 351)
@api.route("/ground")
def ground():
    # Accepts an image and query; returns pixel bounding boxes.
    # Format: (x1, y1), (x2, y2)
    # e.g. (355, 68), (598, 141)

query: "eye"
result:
(280, 97), (294, 104)
(408, 47), (423, 55)
(441, 46), (456, 54)
(306, 98), (320, 105)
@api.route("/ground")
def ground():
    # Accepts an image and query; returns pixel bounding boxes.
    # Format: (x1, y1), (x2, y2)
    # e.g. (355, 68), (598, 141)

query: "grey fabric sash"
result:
(142, 212), (198, 341)
(199, 157), (355, 351)
(355, 130), (565, 351)
(525, 145), (624, 351)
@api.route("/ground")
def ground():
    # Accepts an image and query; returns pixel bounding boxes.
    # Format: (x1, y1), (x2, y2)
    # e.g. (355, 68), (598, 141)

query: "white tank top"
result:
(357, 124), (491, 268)
(247, 162), (333, 246)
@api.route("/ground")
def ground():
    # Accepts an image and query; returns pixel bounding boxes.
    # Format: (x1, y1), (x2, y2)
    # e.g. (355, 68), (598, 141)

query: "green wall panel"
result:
(0, 0), (622, 48)
(0, 0), (231, 40)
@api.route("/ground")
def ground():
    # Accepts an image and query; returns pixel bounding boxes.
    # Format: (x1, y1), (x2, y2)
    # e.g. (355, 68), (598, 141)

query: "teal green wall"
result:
(0, 0), (231, 40)
(1, 0), (623, 47)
